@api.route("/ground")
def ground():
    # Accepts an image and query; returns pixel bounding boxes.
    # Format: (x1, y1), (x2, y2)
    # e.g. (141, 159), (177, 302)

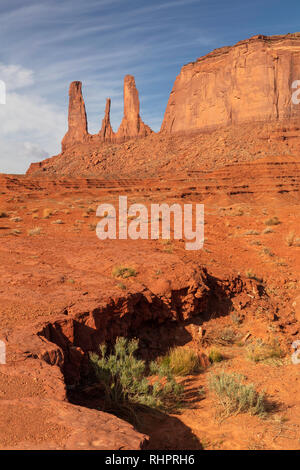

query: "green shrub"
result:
(209, 349), (223, 363)
(209, 371), (266, 417)
(161, 347), (201, 376)
(112, 266), (137, 279)
(90, 337), (183, 415)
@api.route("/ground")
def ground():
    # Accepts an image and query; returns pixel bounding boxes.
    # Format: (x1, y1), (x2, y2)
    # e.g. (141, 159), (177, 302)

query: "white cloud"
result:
(0, 140), (48, 174)
(0, 64), (66, 174)
(0, 63), (34, 91)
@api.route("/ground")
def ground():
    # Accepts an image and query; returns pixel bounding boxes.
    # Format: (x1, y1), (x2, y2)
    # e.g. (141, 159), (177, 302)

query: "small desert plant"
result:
(117, 282), (127, 291)
(261, 247), (274, 257)
(112, 266), (137, 279)
(217, 327), (237, 345)
(10, 217), (22, 222)
(208, 349), (223, 363)
(286, 231), (295, 246)
(161, 347), (202, 376)
(90, 337), (183, 415)
(264, 216), (280, 226)
(209, 371), (266, 417)
(51, 219), (64, 224)
(27, 227), (41, 236)
(245, 269), (262, 282)
(246, 339), (283, 363)
(10, 229), (21, 235)
(262, 227), (274, 234)
(0, 211), (8, 218)
(244, 230), (260, 236)
(231, 312), (243, 326)
(249, 240), (262, 246)
(286, 231), (300, 247)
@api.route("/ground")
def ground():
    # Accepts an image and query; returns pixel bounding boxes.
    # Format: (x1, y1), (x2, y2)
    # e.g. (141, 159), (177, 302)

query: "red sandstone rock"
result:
(116, 75), (152, 141)
(61, 81), (89, 151)
(161, 33), (300, 134)
(99, 98), (115, 142)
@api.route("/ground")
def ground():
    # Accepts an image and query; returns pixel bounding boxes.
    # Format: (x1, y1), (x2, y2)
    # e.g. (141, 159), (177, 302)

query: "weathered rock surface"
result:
(61, 81), (88, 151)
(1, 162), (300, 449)
(99, 98), (114, 142)
(61, 75), (152, 151)
(161, 33), (300, 134)
(116, 75), (152, 141)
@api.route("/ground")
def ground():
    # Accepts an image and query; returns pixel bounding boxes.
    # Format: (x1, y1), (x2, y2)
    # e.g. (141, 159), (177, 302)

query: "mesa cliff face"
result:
(27, 33), (300, 177)
(161, 33), (300, 133)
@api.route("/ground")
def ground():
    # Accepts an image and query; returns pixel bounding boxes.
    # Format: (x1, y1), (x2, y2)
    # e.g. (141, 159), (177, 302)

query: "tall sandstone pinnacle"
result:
(61, 75), (152, 151)
(99, 98), (114, 141)
(116, 75), (152, 141)
(161, 33), (300, 134)
(62, 81), (88, 151)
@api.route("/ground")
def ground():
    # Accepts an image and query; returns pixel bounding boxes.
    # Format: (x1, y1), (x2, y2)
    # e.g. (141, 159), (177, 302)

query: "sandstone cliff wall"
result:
(161, 34), (300, 133)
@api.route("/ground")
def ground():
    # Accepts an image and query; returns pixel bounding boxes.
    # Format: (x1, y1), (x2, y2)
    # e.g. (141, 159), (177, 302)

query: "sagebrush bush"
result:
(112, 266), (137, 279)
(209, 371), (266, 417)
(90, 337), (183, 414)
(161, 347), (201, 376)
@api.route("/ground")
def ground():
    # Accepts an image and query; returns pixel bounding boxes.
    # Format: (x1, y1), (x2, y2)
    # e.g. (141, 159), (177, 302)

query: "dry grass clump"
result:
(244, 230), (260, 236)
(209, 371), (266, 418)
(286, 231), (300, 247)
(27, 227), (41, 236)
(112, 266), (137, 279)
(161, 347), (202, 376)
(264, 216), (280, 226)
(246, 339), (283, 363)
(10, 229), (22, 236)
(262, 227), (274, 234)
(10, 217), (22, 222)
(51, 219), (64, 224)
(217, 327), (237, 345)
(208, 349), (224, 363)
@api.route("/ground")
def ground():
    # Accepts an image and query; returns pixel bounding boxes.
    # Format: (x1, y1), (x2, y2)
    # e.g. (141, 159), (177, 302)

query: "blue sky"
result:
(0, 0), (300, 173)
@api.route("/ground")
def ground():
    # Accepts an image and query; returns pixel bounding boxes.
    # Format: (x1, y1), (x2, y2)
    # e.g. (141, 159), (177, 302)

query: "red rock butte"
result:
(27, 33), (300, 177)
